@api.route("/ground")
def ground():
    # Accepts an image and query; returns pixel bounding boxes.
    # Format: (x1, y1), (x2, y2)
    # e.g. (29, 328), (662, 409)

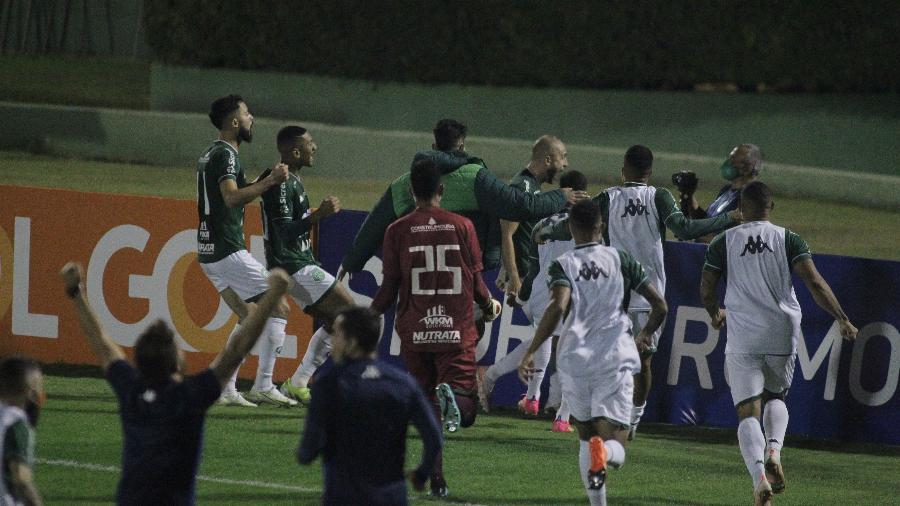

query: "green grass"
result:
(34, 371), (900, 505)
(0, 54), (149, 109)
(2, 151), (898, 261)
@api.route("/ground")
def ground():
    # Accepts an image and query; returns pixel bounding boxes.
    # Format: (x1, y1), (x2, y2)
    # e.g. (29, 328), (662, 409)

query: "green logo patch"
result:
(312, 269), (325, 282)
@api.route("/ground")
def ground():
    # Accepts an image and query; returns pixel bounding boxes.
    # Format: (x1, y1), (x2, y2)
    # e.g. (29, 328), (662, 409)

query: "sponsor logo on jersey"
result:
(412, 330), (461, 344)
(198, 243), (215, 254)
(620, 198), (648, 217)
(419, 305), (454, 329)
(740, 235), (774, 256)
(411, 220), (456, 233)
(311, 268), (325, 282)
(574, 260), (609, 281)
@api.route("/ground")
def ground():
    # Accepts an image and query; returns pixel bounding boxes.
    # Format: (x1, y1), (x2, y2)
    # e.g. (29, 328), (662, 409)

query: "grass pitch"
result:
(1, 151), (898, 261)
(35, 369), (900, 505)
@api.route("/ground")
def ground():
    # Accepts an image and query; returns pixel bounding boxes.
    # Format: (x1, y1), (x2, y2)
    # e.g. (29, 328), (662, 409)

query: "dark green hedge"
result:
(145, 1), (900, 92)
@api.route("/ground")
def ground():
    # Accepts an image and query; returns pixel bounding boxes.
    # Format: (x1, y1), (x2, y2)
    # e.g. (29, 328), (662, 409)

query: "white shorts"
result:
(629, 310), (662, 353)
(725, 353), (796, 406)
(200, 250), (268, 301)
(560, 370), (634, 427)
(288, 265), (337, 309)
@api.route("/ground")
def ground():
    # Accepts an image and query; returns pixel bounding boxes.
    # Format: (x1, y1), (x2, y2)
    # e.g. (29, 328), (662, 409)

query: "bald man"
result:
(494, 135), (569, 415)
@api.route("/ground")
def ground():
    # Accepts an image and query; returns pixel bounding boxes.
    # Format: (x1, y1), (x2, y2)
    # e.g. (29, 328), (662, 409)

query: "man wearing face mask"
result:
(677, 144), (763, 243)
(0, 356), (44, 506)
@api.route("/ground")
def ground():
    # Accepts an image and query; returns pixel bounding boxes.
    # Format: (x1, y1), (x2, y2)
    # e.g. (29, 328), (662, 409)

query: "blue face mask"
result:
(720, 160), (741, 181)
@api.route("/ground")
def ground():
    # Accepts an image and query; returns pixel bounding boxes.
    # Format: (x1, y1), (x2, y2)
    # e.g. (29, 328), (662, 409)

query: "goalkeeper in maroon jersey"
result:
(371, 158), (501, 498)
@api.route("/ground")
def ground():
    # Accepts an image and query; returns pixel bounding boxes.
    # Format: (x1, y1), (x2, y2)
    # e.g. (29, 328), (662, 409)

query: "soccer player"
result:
(297, 306), (442, 506)
(60, 262), (291, 506)
(519, 201), (667, 505)
(338, 118), (588, 280)
(537, 145), (740, 439)
(371, 159), (502, 497)
(254, 125), (355, 404)
(519, 199), (667, 506)
(700, 182), (857, 505)
(197, 94), (295, 407)
(478, 169), (586, 421)
(0, 356), (44, 506)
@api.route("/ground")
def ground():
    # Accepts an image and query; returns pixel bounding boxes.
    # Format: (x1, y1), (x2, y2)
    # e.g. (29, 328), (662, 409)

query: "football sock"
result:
(604, 439), (626, 469)
(547, 372), (562, 409)
(456, 394), (477, 428)
(223, 324), (242, 393)
(525, 337), (552, 399)
(485, 336), (533, 384)
(763, 399), (788, 455)
(291, 326), (333, 388)
(556, 397), (571, 423)
(631, 402), (646, 425)
(253, 317), (286, 391)
(738, 417), (767, 488)
(579, 440), (607, 506)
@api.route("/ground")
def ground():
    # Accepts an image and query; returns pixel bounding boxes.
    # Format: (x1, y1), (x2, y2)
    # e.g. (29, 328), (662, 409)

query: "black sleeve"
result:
(105, 360), (137, 403)
(474, 169), (566, 221)
(341, 186), (399, 272)
(185, 369), (223, 410)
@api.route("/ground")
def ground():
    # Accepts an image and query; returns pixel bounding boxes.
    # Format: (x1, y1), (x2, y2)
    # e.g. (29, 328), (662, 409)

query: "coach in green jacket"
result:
(339, 119), (588, 277)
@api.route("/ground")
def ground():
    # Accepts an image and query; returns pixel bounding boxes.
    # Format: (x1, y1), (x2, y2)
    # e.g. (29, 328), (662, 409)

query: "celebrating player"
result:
(196, 94), (294, 407)
(700, 182), (857, 506)
(371, 158), (501, 498)
(537, 145), (740, 439)
(60, 262), (292, 505)
(478, 169), (587, 424)
(254, 125), (355, 405)
(518, 199), (667, 506)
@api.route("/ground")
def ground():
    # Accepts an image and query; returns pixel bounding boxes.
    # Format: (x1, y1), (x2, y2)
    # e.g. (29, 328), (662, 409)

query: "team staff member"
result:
(371, 159), (501, 497)
(339, 119), (588, 279)
(0, 356), (44, 506)
(60, 262), (291, 506)
(700, 182), (857, 506)
(297, 306), (442, 506)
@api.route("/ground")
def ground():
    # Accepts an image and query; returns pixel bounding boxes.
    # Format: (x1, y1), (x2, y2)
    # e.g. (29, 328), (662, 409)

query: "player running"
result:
(254, 125), (356, 405)
(700, 182), (857, 506)
(196, 95), (294, 407)
(519, 199), (667, 506)
(478, 169), (587, 426)
(371, 159), (501, 498)
(537, 145), (740, 439)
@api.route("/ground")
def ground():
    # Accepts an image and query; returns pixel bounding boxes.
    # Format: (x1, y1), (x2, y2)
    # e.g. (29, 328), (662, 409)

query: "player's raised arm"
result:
(220, 163), (288, 208)
(209, 269), (292, 387)
(60, 262), (125, 370)
(792, 258), (857, 340)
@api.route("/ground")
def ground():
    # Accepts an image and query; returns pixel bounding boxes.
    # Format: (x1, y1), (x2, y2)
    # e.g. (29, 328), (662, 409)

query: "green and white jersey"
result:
(508, 169), (542, 276)
(1, 403), (33, 506)
(704, 221), (812, 355)
(603, 183), (665, 311)
(196, 140), (248, 263)
(548, 243), (648, 378)
(260, 171), (318, 274)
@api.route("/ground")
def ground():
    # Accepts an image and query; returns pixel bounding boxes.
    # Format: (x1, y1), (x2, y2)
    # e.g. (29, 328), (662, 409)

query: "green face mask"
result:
(720, 160), (741, 181)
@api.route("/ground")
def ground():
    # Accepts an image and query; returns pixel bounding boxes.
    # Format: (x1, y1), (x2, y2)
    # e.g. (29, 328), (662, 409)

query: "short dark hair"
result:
(277, 125), (308, 150)
(0, 356), (40, 397)
(624, 144), (653, 178)
(433, 119), (467, 152)
(135, 320), (179, 384)
(410, 158), (442, 201)
(209, 94), (244, 130)
(559, 170), (588, 191)
(336, 306), (381, 353)
(569, 199), (602, 233)
(741, 181), (773, 213)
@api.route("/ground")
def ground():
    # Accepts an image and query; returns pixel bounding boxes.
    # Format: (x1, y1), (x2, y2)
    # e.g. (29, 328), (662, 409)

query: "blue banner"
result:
(317, 210), (900, 444)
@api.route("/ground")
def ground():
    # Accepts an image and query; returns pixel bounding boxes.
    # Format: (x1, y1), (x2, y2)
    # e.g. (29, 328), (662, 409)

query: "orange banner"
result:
(0, 185), (313, 380)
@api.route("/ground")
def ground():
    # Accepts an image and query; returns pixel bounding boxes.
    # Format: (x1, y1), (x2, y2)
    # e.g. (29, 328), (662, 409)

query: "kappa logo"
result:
(740, 235), (774, 256)
(620, 198), (648, 217)
(361, 365), (381, 379)
(574, 260), (609, 281)
(419, 305), (454, 329)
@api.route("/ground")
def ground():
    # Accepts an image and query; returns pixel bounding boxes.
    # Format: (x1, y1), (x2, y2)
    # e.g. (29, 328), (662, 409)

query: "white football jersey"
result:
(552, 243), (642, 378)
(605, 184), (665, 311)
(526, 212), (574, 328)
(722, 221), (803, 354)
(0, 402), (30, 506)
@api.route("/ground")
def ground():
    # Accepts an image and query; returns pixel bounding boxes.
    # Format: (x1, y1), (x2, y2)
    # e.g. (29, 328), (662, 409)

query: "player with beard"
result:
(196, 94), (295, 407)
(0, 356), (44, 506)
